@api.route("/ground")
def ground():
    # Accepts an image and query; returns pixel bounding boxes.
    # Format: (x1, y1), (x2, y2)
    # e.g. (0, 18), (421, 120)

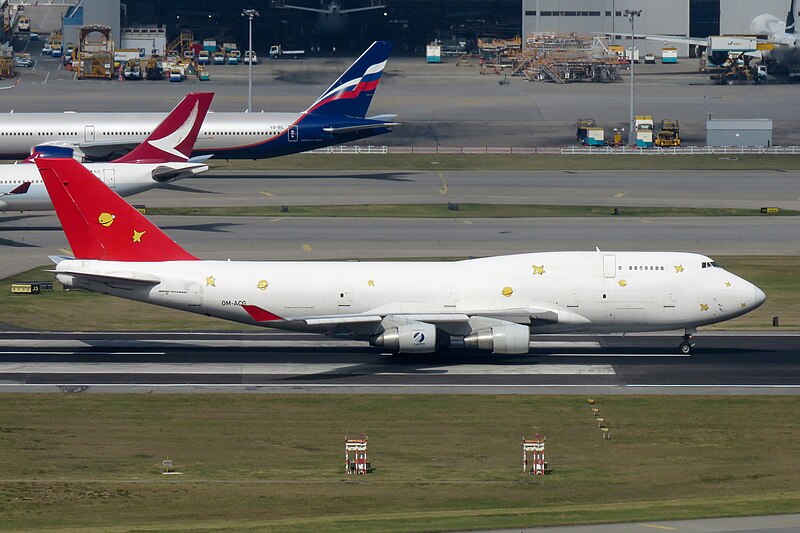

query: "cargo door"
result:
(102, 168), (115, 188)
(603, 255), (616, 278)
(338, 285), (352, 308)
(288, 125), (299, 142)
(84, 125), (95, 142)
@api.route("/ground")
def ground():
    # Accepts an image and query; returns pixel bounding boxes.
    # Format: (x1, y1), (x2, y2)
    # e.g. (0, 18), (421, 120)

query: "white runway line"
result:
(0, 363), (616, 376)
(0, 351), (166, 356)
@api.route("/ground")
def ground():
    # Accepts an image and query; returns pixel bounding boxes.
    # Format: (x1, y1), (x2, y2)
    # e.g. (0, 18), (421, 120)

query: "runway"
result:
(140, 169), (800, 210)
(1, 332), (798, 393)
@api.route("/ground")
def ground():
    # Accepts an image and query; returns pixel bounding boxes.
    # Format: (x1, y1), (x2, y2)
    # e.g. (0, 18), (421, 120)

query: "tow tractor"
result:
(655, 120), (680, 147)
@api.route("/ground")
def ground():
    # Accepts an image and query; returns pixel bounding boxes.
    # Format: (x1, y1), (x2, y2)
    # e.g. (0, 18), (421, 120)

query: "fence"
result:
(311, 145), (800, 155)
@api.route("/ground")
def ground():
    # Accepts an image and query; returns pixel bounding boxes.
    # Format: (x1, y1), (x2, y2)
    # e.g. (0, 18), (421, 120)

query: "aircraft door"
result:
(338, 285), (352, 307)
(102, 168), (115, 188)
(288, 125), (299, 142)
(603, 255), (616, 278)
(84, 125), (96, 142)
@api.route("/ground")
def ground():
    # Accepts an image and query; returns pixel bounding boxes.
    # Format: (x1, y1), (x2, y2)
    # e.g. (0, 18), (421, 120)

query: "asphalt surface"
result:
(140, 169), (800, 210)
(7, 34), (800, 147)
(465, 513), (800, 533)
(0, 332), (798, 393)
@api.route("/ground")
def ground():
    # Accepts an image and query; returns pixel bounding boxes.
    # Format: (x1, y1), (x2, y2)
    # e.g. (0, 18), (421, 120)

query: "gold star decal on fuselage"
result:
(618, 279), (627, 287)
(257, 280), (268, 291)
(531, 264), (545, 276)
(674, 265), (684, 273)
(700, 303), (709, 311)
(367, 279), (375, 287)
(206, 276), (216, 287)
(132, 229), (145, 243)
(501, 286), (513, 297)
(725, 281), (731, 287)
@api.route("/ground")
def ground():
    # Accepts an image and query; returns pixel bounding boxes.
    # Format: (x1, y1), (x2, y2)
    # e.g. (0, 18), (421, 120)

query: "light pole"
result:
(624, 9), (641, 147)
(241, 8), (260, 113)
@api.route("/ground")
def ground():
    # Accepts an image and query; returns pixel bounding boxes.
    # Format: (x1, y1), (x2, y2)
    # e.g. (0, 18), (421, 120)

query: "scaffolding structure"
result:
(77, 25), (113, 80)
(166, 29), (194, 60)
(345, 434), (370, 475)
(523, 434), (547, 475)
(512, 33), (623, 84)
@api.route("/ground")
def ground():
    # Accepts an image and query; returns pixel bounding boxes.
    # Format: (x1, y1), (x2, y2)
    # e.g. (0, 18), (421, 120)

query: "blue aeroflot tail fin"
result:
(787, 0), (797, 34)
(304, 41), (393, 119)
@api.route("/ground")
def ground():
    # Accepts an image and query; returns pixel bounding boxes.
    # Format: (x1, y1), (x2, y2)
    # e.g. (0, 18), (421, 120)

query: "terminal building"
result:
(522, 0), (799, 56)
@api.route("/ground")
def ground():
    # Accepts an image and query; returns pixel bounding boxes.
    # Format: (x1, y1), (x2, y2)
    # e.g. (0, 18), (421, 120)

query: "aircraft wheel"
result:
(679, 341), (693, 355)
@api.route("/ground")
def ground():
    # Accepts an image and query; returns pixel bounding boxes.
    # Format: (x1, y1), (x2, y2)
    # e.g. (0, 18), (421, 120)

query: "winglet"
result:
(113, 92), (213, 164)
(35, 158), (198, 262)
(304, 41), (392, 118)
(3, 181), (32, 195)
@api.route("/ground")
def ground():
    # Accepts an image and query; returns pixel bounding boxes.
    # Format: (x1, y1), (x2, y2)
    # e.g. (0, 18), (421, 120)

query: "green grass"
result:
(1, 256), (798, 331)
(209, 153), (800, 172)
(0, 395), (798, 531)
(148, 204), (800, 218)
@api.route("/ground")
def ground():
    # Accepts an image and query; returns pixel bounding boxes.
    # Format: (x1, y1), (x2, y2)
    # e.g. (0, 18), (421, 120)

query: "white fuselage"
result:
(0, 112), (300, 158)
(0, 161), (207, 211)
(55, 251), (765, 337)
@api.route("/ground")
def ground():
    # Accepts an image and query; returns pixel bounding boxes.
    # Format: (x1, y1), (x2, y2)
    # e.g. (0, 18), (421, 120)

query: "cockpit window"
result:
(701, 261), (720, 269)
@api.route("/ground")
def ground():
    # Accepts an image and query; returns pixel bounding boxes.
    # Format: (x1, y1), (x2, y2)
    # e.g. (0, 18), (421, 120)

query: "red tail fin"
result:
(36, 158), (198, 262)
(113, 92), (213, 164)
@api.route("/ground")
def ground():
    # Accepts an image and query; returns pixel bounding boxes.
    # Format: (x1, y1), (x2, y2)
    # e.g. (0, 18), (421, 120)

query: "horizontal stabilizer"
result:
(151, 163), (209, 183)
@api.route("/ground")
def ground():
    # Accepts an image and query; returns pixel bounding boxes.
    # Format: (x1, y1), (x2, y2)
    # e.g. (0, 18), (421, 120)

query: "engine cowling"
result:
(463, 323), (530, 354)
(371, 321), (437, 353)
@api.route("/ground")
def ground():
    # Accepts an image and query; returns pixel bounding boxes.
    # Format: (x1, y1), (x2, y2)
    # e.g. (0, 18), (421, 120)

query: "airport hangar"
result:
(522, 0), (799, 57)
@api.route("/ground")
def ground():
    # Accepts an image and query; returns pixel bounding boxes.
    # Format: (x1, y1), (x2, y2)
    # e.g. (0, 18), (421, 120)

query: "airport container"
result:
(426, 44), (441, 63)
(706, 119), (772, 147)
(203, 39), (217, 52)
(661, 48), (678, 63)
(709, 36), (758, 53)
(624, 47), (639, 63)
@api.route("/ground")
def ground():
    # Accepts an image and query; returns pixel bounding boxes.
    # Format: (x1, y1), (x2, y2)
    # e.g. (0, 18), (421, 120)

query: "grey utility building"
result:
(706, 119), (773, 147)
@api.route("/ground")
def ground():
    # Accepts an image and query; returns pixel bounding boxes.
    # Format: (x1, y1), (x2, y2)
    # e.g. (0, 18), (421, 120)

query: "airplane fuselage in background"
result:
(0, 112), (393, 161)
(55, 251), (765, 350)
(0, 161), (208, 211)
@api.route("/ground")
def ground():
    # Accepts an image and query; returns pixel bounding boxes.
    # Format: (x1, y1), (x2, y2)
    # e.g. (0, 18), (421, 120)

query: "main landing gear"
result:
(678, 329), (696, 355)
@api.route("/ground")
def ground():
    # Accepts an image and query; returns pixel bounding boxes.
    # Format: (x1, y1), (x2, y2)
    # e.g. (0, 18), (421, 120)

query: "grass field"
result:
(1, 256), (798, 331)
(0, 395), (798, 531)
(212, 153), (800, 172)
(148, 204), (800, 218)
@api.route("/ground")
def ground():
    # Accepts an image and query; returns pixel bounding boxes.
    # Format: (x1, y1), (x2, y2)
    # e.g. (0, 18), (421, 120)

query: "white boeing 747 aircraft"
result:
(37, 158), (765, 355)
(0, 93), (213, 212)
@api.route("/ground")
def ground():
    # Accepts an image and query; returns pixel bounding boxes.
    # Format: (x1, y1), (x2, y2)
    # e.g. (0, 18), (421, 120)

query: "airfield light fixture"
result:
(624, 9), (641, 147)
(242, 8), (260, 112)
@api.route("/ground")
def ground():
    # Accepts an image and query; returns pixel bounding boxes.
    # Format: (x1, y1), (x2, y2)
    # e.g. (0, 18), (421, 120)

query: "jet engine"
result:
(371, 321), (437, 353)
(463, 323), (530, 354)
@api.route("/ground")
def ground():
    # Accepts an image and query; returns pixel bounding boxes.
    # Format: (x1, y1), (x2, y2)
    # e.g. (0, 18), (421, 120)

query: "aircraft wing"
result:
(50, 270), (162, 286)
(242, 304), (589, 327)
(606, 32), (710, 46)
(34, 140), (141, 162)
(322, 122), (400, 134)
(275, 4), (331, 13)
(338, 5), (386, 14)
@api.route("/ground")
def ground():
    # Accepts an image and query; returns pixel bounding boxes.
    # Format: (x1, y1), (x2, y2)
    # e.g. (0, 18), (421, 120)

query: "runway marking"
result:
(532, 341), (601, 349)
(637, 524), (675, 531)
(0, 351), (166, 356)
(260, 191), (274, 197)
(43, 72), (49, 84)
(302, 243), (312, 252)
(546, 353), (690, 358)
(437, 172), (448, 194)
(463, 220), (472, 224)
(268, 218), (284, 222)
(629, 384), (800, 388)
(614, 191), (626, 198)
(0, 363), (616, 376)
(0, 383), (624, 389)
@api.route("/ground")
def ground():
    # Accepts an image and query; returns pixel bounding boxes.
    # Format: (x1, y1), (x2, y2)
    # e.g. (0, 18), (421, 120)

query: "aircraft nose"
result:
(753, 285), (766, 308)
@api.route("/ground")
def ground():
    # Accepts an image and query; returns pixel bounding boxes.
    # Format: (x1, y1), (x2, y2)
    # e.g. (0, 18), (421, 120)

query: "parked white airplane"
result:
(0, 41), (396, 161)
(37, 158), (766, 355)
(0, 92), (213, 212)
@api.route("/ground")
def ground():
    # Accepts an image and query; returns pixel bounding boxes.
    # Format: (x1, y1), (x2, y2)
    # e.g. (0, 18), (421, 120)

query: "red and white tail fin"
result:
(112, 92), (213, 164)
(36, 158), (198, 262)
